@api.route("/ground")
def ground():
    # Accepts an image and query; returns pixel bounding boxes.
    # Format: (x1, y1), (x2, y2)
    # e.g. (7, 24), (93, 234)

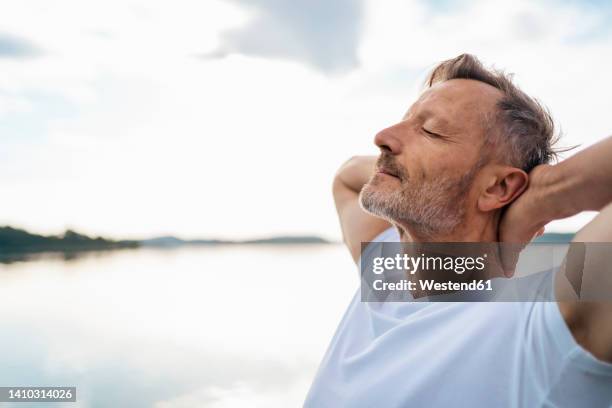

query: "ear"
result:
(477, 167), (528, 212)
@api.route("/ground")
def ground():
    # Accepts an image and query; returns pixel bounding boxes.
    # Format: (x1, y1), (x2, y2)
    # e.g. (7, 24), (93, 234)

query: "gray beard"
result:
(360, 169), (476, 238)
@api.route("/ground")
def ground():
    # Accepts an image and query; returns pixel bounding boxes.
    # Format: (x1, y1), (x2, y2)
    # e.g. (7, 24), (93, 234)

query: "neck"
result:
(394, 213), (505, 299)
(397, 211), (501, 243)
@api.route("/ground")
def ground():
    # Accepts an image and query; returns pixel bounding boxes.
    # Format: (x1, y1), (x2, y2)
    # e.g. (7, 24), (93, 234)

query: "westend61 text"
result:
(373, 279), (493, 292)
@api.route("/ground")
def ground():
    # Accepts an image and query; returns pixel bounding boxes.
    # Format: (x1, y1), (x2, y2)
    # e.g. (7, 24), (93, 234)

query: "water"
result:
(0, 245), (356, 407)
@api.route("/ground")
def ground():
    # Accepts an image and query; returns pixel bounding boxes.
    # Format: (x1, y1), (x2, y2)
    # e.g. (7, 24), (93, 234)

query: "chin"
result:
(360, 183), (396, 216)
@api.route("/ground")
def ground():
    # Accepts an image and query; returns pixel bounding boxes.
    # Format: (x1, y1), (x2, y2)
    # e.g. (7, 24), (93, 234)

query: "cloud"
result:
(0, 32), (41, 58)
(204, 0), (364, 73)
(1, 0), (611, 239)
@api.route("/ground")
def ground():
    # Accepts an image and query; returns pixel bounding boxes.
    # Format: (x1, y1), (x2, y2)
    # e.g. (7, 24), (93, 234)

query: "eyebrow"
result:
(415, 109), (457, 134)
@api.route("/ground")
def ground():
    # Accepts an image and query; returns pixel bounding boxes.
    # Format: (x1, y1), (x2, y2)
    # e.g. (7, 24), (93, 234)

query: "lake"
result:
(0, 245), (357, 407)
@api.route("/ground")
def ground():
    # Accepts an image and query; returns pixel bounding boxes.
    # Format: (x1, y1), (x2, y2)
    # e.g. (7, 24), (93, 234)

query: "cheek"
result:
(396, 149), (425, 180)
(400, 138), (478, 181)
(426, 147), (477, 179)
(402, 139), (449, 175)
(399, 151), (443, 181)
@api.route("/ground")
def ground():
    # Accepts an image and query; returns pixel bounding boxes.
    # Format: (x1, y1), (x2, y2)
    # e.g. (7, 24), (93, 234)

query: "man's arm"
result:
(500, 136), (612, 243)
(500, 135), (612, 361)
(333, 156), (392, 263)
(557, 201), (612, 362)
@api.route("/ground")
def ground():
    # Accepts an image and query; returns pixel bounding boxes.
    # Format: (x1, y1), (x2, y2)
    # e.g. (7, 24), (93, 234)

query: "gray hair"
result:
(426, 54), (562, 172)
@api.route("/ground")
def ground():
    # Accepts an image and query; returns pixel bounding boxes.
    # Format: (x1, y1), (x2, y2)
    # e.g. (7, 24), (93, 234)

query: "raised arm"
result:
(500, 135), (612, 242)
(333, 156), (392, 263)
(556, 137), (612, 362)
(557, 201), (612, 362)
(501, 135), (612, 361)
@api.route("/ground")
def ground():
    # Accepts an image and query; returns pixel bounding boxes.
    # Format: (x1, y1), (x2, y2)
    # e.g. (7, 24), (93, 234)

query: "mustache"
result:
(376, 152), (407, 181)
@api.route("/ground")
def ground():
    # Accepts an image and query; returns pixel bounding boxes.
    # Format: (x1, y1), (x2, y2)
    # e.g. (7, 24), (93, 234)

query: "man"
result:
(305, 54), (612, 407)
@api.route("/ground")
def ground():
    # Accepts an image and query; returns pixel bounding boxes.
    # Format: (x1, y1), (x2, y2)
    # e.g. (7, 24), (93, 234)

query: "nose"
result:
(374, 124), (402, 155)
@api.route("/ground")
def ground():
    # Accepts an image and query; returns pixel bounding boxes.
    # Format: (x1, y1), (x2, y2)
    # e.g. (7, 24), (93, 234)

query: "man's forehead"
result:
(405, 79), (502, 127)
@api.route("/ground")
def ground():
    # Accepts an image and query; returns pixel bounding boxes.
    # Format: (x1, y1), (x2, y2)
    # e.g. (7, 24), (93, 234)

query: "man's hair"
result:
(425, 54), (561, 172)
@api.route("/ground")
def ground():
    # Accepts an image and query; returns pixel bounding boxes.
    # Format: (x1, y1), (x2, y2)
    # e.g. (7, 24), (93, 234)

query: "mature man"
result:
(305, 54), (612, 407)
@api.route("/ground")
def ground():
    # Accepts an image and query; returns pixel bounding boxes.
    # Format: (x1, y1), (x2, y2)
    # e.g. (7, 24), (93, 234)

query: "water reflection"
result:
(0, 245), (355, 407)
(0, 248), (141, 265)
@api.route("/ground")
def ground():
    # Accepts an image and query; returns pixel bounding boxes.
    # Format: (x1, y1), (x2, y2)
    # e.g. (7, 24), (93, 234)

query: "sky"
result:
(1, 0), (611, 241)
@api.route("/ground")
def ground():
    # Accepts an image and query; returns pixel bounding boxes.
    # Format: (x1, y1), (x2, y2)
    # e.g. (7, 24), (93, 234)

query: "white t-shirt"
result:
(304, 228), (612, 407)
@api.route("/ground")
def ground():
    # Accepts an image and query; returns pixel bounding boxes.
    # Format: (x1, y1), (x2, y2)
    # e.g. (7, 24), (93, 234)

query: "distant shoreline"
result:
(0, 225), (574, 260)
(0, 226), (333, 257)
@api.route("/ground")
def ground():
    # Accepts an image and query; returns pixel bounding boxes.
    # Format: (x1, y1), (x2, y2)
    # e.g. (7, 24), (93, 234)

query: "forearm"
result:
(334, 155), (377, 194)
(537, 135), (612, 222)
(332, 155), (392, 261)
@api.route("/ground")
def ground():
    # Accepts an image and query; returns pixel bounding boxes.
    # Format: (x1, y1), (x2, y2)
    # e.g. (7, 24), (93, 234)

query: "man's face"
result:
(360, 79), (503, 236)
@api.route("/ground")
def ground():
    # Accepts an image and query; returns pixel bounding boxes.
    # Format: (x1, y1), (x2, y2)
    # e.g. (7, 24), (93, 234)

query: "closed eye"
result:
(422, 127), (442, 138)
